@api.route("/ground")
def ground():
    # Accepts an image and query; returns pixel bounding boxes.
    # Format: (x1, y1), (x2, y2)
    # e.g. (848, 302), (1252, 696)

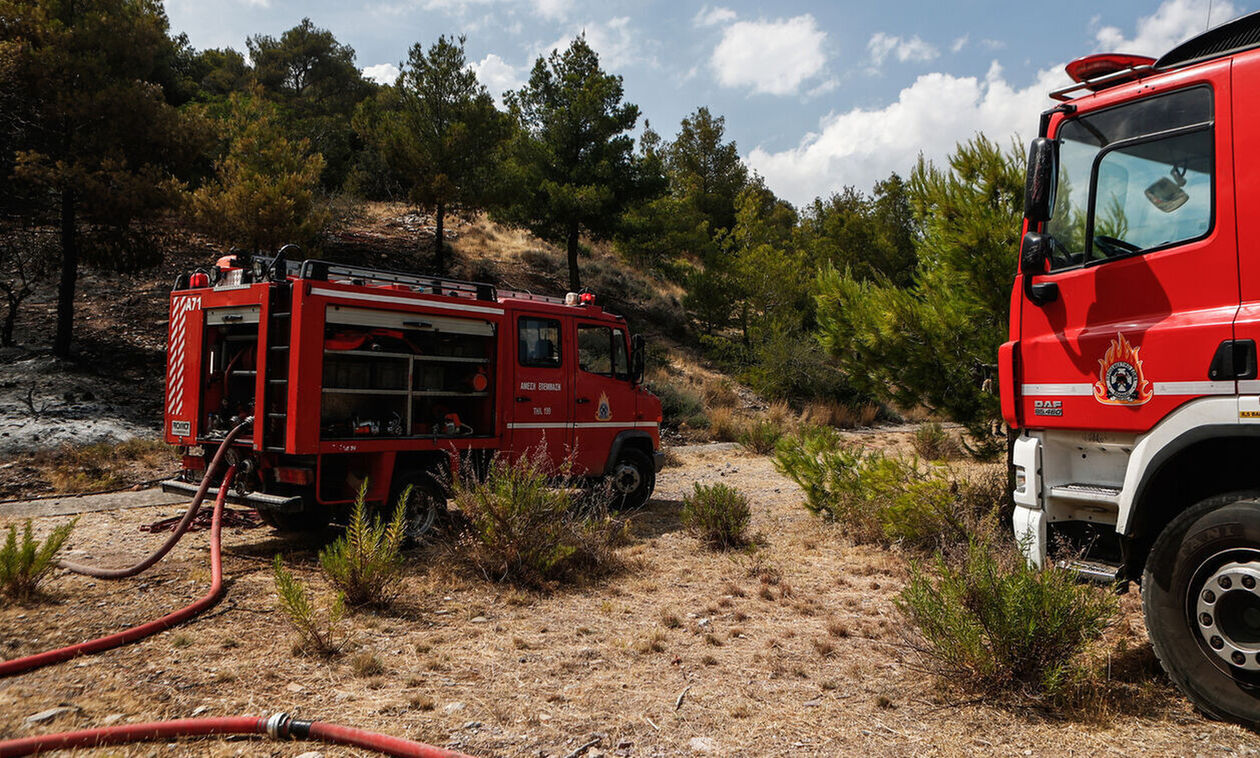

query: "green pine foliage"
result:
(272, 555), (347, 657)
(190, 89), (329, 254)
(0, 518), (76, 603)
(318, 480), (408, 608)
(681, 482), (751, 550)
(897, 540), (1117, 697)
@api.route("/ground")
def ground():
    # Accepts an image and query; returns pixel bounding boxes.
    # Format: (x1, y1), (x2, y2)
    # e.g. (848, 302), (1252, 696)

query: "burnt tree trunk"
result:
(53, 188), (77, 358)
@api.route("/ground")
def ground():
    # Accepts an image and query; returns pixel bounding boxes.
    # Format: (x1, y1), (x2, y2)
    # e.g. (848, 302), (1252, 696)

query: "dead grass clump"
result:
(813, 639), (836, 657)
(704, 632), (723, 647)
(635, 630), (667, 654)
(826, 619), (850, 638)
(739, 418), (786, 455)
(660, 611), (683, 629)
(702, 654), (719, 666)
(1, 518), (75, 602)
(42, 438), (173, 493)
(724, 581), (746, 598)
(452, 453), (626, 589)
(700, 377), (740, 408)
(800, 401), (879, 429)
(707, 407), (743, 443)
(410, 695), (436, 711)
(350, 651), (386, 677)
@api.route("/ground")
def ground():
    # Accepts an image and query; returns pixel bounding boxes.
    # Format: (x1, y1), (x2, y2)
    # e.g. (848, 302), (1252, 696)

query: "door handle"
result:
(576, 397), (591, 404)
(516, 395), (531, 403)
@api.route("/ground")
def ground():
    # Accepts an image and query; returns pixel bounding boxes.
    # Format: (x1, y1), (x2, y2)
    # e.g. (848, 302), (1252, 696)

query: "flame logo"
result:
(1093, 333), (1154, 406)
(596, 392), (612, 421)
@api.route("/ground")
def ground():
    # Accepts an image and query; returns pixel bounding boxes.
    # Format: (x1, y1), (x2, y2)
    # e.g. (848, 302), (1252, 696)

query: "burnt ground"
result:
(1, 434), (1253, 757)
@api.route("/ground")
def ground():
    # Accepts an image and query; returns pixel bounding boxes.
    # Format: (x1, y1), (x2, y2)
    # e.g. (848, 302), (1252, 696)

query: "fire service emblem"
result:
(1093, 333), (1153, 406)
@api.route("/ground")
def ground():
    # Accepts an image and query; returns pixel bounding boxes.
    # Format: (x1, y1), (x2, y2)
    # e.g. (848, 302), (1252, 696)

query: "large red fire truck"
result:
(160, 251), (663, 538)
(1004, 11), (1260, 725)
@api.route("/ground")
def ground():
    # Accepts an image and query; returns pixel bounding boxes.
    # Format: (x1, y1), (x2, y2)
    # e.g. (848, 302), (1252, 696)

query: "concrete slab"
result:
(0, 488), (188, 519)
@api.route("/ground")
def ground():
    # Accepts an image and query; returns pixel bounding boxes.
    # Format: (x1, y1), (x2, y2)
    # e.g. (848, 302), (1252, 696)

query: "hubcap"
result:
(612, 462), (642, 495)
(402, 490), (438, 540)
(1196, 560), (1260, 671)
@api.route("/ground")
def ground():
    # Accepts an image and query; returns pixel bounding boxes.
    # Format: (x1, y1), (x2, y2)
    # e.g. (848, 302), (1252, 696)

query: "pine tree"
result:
(356, 35), (510, 272)
(500, 36), (654, 290)
(2, 0), (208, 357)
(190, 90), (328, 254)
(666, 107), (748, 238)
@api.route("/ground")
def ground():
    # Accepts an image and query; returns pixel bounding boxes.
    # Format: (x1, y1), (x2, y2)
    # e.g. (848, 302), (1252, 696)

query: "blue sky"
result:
(165, 0), (1248, 206)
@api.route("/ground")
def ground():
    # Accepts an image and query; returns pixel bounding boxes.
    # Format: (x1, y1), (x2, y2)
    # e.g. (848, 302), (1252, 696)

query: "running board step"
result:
(1057, 558), (1123, 586)
(1049, 483), (1121, 506)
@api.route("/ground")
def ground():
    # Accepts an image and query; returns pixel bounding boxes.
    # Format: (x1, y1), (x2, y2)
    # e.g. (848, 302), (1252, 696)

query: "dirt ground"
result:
(2, 435), (1258, 757)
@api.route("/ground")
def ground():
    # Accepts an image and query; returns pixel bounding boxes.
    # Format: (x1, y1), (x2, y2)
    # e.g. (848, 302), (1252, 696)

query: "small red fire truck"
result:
(1004, 11), (1260, 725)
(160, 251), (663, 537)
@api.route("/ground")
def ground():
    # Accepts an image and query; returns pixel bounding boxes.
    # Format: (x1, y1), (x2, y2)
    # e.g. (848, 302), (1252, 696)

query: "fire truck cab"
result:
(161, 252), (663, 537)
(1004, 11), (1260, 726)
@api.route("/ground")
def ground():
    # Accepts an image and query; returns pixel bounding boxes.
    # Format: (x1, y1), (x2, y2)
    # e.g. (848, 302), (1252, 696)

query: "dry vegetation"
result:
(0, 430), (1235, 756)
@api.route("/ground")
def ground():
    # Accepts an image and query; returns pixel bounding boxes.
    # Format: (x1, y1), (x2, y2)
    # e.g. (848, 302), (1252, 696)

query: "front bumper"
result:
(160, 479), (304, 512)
(1012, 504), (1047, 567)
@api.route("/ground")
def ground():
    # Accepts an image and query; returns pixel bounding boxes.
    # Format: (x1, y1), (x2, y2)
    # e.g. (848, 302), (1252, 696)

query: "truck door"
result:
(508, 313), (573, 467)
(572, 321), (634, 475)
(1018, 77), (1238, 435)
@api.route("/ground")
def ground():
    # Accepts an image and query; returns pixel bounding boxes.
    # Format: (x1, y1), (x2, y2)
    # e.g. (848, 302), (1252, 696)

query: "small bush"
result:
(912, 422), (961, 461)
(273, 555), (347, 657)
(646, 372), (708, 430)
(739, 418), (785, 455)
(319, 480), (407, 608)
(681, 482), (752, 550)
(0, 518), (76, 602)
(774, 425), (1000, 550)
(897, 540), (1117, 697)
(700, 377), (740, 408)
(452, 453), (626, 588)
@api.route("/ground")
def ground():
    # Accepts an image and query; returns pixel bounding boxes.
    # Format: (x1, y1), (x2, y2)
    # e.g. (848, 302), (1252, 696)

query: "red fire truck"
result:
(160, 251), (663, 538)
(1004, 11), (1260, 725)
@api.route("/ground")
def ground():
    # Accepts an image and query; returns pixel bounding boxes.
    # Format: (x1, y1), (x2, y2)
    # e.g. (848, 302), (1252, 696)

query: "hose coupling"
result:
(265, 712), (291, 739)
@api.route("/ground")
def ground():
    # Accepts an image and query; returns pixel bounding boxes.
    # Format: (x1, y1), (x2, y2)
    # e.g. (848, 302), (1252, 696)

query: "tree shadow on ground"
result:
(625, 497), (684, 542)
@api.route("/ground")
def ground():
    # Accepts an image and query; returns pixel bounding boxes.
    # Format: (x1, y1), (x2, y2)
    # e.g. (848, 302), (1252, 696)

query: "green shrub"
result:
(897, 540), (1117, 697)
(646, 373), (708, 430)
(272, 555), (347, 657)
(774, 425), (998, 550)
(452, 454), (626, 588)
(912, 422), (961, 461)
(319, 481), (407, 608)
(681, 482), (752, 550)
(0, 518), (76, 602)
(739, 418), (786, 455)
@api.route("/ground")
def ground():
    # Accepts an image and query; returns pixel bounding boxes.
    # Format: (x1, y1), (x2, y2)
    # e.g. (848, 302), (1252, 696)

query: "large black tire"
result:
(389, 472), (447, 544)
(1143, 491), (1260, 726)
(606, 448), (654, 511)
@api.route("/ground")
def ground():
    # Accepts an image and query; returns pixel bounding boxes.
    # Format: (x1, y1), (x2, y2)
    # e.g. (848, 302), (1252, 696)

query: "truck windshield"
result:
(1044, 86), (1213, 270)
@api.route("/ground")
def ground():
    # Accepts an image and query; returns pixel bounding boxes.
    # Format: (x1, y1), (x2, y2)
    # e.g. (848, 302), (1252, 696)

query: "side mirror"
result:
(1020, 232), (1058, 305)
(1024, 137), (1058, 223)
(630, 334), (646, 385)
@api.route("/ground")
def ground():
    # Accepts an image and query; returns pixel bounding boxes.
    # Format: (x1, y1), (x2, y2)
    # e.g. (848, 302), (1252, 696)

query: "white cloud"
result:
(694, 5), (737, 27)
(747, 62), (1067, 205)
(532, 0), (573, 21)
(542, 17), (641, 71)
(472, 53), (525, 104)
(1093, 0), (1236, 55)
(867, 33), (939, 67)
(748, 0), (1238, 206)
(710, 15), (828, 96)
(950, 35), (968, 54)
(362, 63), (400, 85)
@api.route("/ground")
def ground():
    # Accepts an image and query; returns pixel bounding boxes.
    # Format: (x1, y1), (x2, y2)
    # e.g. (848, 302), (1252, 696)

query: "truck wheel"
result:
(607, 448), (654, 511)
(1143, 492), (1260, 726)
(390, 473), (447, 543)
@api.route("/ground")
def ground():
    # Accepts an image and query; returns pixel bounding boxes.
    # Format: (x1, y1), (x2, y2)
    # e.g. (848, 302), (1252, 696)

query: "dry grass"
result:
(17, 437), (177, 495)
(800, 401), (880, 429)
(0, 432), (1207, 756)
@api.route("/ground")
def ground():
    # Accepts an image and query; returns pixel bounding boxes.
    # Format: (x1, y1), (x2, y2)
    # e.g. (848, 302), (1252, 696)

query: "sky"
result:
(164, 0), (1248, 207)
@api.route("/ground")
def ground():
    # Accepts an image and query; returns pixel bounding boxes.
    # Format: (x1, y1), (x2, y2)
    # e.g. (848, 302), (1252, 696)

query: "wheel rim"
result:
(1193, 549), (1260, 672)
(611, 461), (642, 496)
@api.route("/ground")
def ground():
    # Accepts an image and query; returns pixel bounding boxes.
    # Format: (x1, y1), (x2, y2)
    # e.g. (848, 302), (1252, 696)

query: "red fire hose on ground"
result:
(0, 713), (476, 758)
(0, 419), (476, 757)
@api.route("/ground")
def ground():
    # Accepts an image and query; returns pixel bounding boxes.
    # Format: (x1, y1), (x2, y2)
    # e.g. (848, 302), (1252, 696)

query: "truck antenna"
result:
(1207, 0), (1214, 30)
